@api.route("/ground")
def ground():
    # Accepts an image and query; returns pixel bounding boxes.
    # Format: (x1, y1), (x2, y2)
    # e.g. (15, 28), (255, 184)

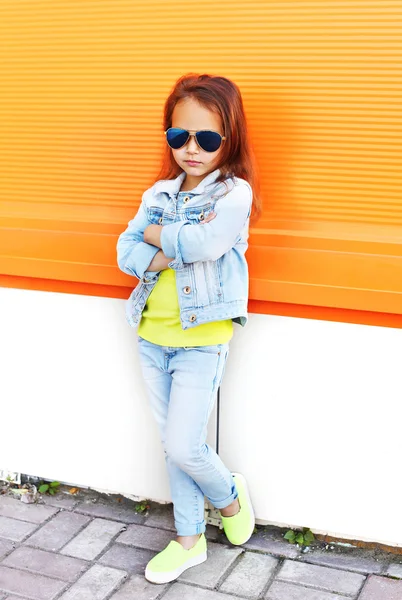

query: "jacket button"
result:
(158, 217), (163, 224)
(183, 196), (190, 203)
(189, 314), (197, 322)
(199, 212), (204, 221)
(183, 286), (191, 294)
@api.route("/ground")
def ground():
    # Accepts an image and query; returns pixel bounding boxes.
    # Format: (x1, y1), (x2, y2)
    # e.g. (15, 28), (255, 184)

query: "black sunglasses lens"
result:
(196, 131), (222, 152)
(166, 128), (189, 149)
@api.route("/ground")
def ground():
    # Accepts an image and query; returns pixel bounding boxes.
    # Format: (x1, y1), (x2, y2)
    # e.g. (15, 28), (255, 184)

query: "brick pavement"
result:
(0, 487), (401, 600)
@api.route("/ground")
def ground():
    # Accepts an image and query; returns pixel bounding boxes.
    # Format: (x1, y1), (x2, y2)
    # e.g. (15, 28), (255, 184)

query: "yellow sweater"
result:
(138, 269), (233, 347)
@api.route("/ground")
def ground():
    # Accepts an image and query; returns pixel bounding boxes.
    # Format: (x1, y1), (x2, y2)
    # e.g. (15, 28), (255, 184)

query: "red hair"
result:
(156, 73), (261, 221)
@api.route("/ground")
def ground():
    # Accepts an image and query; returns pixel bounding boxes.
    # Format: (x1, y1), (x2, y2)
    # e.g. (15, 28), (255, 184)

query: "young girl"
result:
(117, 73), (261, 584)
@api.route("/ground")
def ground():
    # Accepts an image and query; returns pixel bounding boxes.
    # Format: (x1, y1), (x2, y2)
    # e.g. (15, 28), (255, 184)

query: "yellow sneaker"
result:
(220, 472), (255, 545)
(145, 534), (207, 584)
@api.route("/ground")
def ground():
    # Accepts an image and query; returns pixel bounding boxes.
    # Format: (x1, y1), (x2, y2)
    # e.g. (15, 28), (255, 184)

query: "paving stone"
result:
(109, 573), (167, 599)
(359, 575), (402, 599)
(23, 511), (91, 552)
(0, 565), (66, 599)
(265, 581), (348, 600)
(74, 501), (146, 525)
(58, 564), (127, 600)
(205, 525), (226, 542)
(303, 550), (385, 574)
(99, 543), (154, 575)
(0, 539), (15, 560)
(387, 562), (402, 579)
(60, 518), (124, 560)
(243, 531), (299, 559)
(38, 493), (79, 510)
(178, 542), (243, 588)
(163, 583), (240, 599)
(2, 546), (87, 581)
(219, 552), (278, 598)
(144, 503), (175, 531)
(0, 496), (58, 524)
(277, 560), (365, 596)
(0, 516), (38, 542)
(116, 523), (174, 552)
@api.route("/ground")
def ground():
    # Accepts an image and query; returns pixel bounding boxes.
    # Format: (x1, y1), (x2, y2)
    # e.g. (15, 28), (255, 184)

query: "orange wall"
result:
(1, 1), (402, 328)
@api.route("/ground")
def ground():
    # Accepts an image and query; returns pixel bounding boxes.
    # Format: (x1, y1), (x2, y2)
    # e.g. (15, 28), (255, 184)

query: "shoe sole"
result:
(145, 550), (207, 584)
(230, 471), (255, 545)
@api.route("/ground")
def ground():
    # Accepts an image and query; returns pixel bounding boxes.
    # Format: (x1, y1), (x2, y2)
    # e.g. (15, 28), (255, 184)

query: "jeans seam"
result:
(190, 348), (231, 506)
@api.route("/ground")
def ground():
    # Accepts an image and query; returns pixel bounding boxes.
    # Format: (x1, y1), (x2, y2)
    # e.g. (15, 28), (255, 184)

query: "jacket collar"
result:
(153, 168), (221, 197)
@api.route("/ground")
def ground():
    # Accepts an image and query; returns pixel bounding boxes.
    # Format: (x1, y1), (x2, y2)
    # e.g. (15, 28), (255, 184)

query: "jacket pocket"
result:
(184, 202), (213, 224)
(147, 206), (176, 225)
(147, 206), (164, 225)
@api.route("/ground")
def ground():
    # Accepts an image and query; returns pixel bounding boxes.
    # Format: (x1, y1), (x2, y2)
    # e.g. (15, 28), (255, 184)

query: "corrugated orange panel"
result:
(1, 1), (402, 326)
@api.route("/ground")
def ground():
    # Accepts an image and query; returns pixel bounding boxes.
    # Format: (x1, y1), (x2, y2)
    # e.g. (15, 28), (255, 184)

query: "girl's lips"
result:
(185, 160), (201, 166)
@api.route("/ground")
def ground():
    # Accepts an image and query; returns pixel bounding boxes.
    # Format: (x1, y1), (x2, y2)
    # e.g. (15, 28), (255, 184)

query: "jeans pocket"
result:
(183, 344), (222, 355)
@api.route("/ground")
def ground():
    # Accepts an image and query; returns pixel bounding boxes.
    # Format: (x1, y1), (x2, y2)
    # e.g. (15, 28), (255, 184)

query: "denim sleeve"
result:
(160, 181), (252, 267)
(116, 195), (160, 281)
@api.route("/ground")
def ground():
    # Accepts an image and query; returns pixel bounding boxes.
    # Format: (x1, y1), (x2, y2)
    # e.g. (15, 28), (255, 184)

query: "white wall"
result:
(1, 286), (401, 547)
(220, 315), (402, 547)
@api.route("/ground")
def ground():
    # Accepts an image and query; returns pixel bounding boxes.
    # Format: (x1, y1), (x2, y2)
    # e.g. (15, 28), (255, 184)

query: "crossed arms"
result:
(116, 181), (252, 280)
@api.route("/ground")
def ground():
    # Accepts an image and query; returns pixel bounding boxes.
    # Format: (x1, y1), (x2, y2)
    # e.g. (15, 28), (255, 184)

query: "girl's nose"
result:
(186, 135), (199, 153)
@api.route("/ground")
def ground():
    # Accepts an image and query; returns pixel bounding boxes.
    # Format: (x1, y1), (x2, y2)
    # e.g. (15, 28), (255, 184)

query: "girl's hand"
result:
(144, 224), (163, 248)
(200, 212), (216, 224)
(147, 250), (172, 272)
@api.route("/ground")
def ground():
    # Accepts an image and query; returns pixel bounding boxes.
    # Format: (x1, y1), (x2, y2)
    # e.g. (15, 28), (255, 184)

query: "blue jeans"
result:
(137, 337), (239, 536)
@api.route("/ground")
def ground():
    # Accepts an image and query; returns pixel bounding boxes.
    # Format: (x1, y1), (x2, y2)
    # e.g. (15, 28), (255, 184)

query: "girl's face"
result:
(170, 97), (224, 189)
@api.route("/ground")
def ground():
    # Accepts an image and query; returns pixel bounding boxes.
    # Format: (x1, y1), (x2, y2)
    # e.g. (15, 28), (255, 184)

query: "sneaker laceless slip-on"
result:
(220, 472), (255, 545)
(145, 533), (207, 584)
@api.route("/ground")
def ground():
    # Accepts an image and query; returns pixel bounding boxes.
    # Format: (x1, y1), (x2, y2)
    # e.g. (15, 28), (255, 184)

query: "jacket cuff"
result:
(160, 220), (190, 270)
(130, 242), (160, 279)
(142, 270), (160, 284)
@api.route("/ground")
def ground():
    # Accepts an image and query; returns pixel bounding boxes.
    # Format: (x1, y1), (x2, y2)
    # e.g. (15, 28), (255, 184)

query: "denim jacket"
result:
(116, 168), (252, 330)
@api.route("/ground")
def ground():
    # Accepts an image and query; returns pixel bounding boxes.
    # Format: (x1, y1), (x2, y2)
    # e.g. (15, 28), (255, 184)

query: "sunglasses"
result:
(165, 128), (226, 153)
